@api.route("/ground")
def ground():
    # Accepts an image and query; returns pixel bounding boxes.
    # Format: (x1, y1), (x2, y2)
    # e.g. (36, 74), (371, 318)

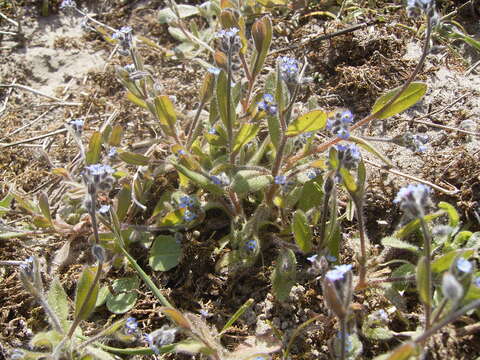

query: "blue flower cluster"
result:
(326, 264), (353, 281)
(278, 56), (300, 84)
(258, 93), (277, 116)
(394, 183), (431, 218)
(84, 164), (115, 191)
(123, 318), (176, 354)
(274, 174), (287, 185)
(407, 0), (434, 17)
(210, 172), (230, 187)
(216, 27), (241, 55)
(68, 118), (84, 135)
(327, 110), (354, 139)
(178, 196), (197, 222)
(335, 144), (361, 170)
(112, 26), (133, 56)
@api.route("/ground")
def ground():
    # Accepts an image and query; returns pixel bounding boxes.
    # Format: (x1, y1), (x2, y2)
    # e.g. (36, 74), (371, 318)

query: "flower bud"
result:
(442, 272), (463, 302)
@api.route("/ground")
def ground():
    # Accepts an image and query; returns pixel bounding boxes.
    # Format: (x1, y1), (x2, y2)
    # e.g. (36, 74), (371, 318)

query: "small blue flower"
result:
(107, 147), (116, 158)
(208, 127), (218, 135)
(124, 64), (135, 73)
(456, 258), (472, 274)
(125, 317), (138, 334)
(274, 175), (287, 185)
(307, 254), (318, 263)
(325, 264), (352, 281)
(98, 205), (111, 215)
(68, 118), (84, 134)
(210, 172), (229, 187)
(340, 110), (354, 123)
(144, 333), (159, 354)
(179, 196), (194, 209)
(373, 309), (389, 322)
(474, 277), (480, 287)
(183, 209), (197, 222)
(245, 239), (257, 253)
(207, 67), (221, 75)
(263, 93), (274, 103)
(60, 0), (76, 9)
(325, 254), (337, 263)
(178, 149), (186, 156)
(268, 105), (277, 116)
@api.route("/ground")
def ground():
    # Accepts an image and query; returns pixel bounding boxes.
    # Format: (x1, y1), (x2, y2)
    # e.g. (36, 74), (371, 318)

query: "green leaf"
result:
(431, 249), (474, 273)
(381, 342), (415, 360)
(149, 235), (182, 271)
(126, 91), (148, 109)
(158, 5), (199, 24)
(363, 326), (394, 341)
(233, 123), (260, 154)
(156, 210), (184, 227)
(47, 278), (70, 331)
(74, 266), (100, 321)
(220, 298), (254, 334)
(267, 113), (281, 150)
(438, 201), (459, 227)
(392, 263), (416, 292)
(116, 185), (131, 222)
(292, 210), (312, 253)
(271, 249), (296, 301)
(30, 330), (63, 349)
(298, 179), (323, 212)
(37, 192), (53, 226)
(118, 150), (150, 166)
(216, 70), (235, 129)
(452, 231), (473, 248)
(285, 110), (328, 136)
(95, 286), (110, 307)
(154, 95), (177, 131)
(0, 192), (13, 217)
(106, 277), (140, 314)
(393, 212), (443, 239)
(339, 168), (357, 193)
(173, 163), (224, 195)
(371, 82), (427, 120)
(84, 346), (118, 360)
(381, 236), (419, 253)
(231, 171), (272, 195)
(85, 131), (103, 165)
(108, 125), (123, 146)
(416, 256), (430, 305)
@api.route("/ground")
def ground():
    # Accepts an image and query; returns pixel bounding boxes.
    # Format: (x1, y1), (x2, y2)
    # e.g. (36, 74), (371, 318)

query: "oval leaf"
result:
(372, 82), (427, 120)
(106, 277), (140, 314)
(292, 210), (312, 253)
(74, 266), (100, 321)
(286, 110), (328, 136)
(149, 235), (182, 271)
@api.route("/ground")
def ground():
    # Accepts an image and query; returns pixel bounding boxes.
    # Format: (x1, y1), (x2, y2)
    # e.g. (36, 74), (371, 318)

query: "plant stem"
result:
(354, 197), (368, 290)
(186, 100), (206, 149)
(340, 318), (347, 360)
(414, 299), (480, 345)
(420, 217), (433, 330)
(119, 246), (174, 308)
(226, 52), (234, 164)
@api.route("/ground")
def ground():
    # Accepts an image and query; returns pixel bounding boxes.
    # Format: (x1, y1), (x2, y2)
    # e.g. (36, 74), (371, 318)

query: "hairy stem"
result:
(420, 217), (433, 330)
